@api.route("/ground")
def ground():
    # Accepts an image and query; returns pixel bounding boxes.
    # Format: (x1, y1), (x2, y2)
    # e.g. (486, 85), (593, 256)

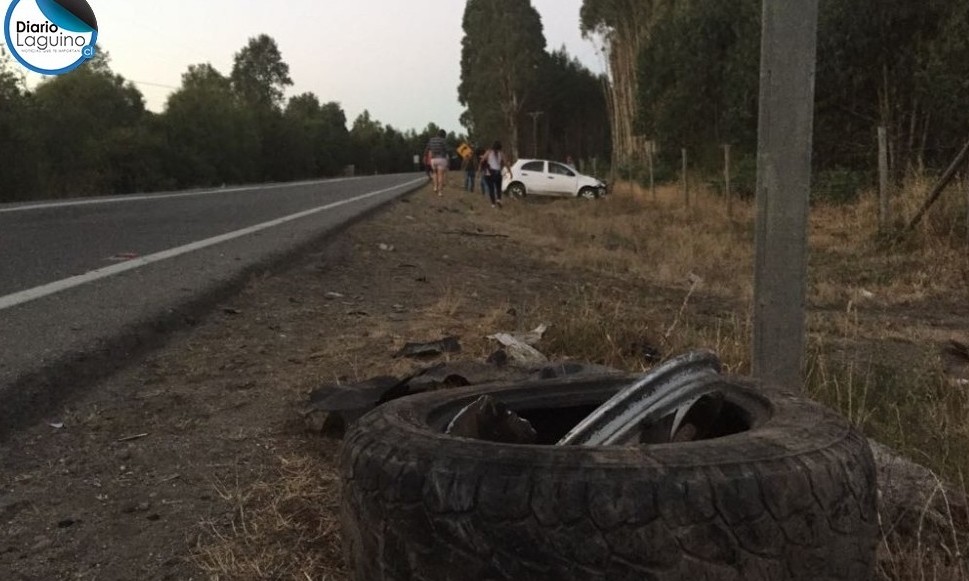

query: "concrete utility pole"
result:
(528, 111), (544, 158)
(752, 0), (820, 391)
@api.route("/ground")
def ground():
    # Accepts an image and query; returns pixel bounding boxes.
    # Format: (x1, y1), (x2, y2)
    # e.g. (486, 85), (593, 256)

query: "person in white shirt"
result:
(480, 141), (506, 208)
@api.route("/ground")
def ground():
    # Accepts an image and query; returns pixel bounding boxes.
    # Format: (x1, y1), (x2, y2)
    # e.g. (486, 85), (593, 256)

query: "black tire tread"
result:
(340, 375), (877, 581)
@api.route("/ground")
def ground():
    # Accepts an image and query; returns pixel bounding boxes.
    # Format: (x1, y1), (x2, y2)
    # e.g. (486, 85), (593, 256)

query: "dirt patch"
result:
(1, 181), (967, 580)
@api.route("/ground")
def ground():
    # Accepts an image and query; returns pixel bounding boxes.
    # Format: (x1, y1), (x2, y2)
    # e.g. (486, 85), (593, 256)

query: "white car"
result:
(504, 159), (607, 199)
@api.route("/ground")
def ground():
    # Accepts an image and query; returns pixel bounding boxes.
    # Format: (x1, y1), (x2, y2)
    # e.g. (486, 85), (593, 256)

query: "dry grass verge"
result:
(193, 176), (969, 580)
(195, 452), (345, 580)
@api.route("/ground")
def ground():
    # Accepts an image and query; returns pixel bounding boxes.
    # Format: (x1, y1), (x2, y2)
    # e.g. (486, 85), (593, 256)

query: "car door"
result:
(547, 162), (579, 196)
(518, 160), (548, 195)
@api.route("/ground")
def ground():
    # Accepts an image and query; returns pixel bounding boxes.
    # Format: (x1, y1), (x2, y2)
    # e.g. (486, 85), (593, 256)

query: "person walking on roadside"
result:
(475, 147), (490, 198)
(462, 148), (478, 193)
(425, 129), (449, 196)
(481, 141), (507, 208)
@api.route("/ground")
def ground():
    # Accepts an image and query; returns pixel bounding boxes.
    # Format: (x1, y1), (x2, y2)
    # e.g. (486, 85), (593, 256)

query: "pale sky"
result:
(18, 0), (606, 134)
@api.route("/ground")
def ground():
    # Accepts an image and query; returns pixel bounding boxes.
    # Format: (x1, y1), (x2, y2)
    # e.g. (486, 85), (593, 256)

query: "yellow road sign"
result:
(457, 143), (473, 160)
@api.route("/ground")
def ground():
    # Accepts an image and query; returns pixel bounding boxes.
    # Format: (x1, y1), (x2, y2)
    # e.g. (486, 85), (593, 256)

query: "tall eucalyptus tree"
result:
(460, 0), (546, 157)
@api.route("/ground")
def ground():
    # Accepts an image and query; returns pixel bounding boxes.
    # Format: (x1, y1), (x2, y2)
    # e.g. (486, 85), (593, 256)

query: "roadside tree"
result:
(32, 51), (160, 196)
(230, 35), (293, 181)
(460, 0), (546, 158)
(0, 45), (40, 201)
(162, 63), (260, 187)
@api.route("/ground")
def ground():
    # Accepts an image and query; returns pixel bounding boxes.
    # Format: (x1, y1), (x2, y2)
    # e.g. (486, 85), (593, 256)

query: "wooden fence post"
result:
(752, 0), (820, 392)
(878, 126), (890, 232)
(964, 174), (969, 248)
(682, 148), (689, 207)
(648, 141), (656, 201)
(906, 137), (969, 232)
(725, 144), (733, 218)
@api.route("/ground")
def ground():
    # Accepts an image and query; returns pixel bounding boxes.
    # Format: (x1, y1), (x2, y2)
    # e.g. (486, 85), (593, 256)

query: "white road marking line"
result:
(0, 177), (358, 214)
(0, 178), (424, 312)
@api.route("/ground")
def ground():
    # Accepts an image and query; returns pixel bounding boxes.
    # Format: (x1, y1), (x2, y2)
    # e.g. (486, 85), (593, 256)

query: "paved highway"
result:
(0, 174), (424, 436)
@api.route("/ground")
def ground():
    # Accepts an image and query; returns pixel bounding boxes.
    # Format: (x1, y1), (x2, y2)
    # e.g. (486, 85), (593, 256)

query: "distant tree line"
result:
(459, 0), (611, 165)
(580, 0), (969, 200)
(0, 35), (450, 202)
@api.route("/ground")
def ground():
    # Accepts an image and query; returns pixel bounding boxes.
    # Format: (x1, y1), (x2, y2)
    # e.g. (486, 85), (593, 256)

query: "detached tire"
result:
(340, 375), (877, 581)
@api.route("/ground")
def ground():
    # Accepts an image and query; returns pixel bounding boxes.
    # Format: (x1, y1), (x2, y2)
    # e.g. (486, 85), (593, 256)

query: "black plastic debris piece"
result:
(393, 336), (462, 359)
(307, 376), (400, 412)
(623, 338), (662, 363)
(405, 361), (528, 393)
(406, 370), (471, 392)
(305, 376), (400, 436)
(485, 348), (509, 367)
(532, 362), (621, 380)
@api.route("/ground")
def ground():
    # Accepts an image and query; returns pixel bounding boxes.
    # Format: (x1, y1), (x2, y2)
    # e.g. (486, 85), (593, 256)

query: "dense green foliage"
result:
(590, 0), (969, 200)
(460, 0), (610, 163)
(0, 46), (40, 200)
(2, 10), (615, 203)
(815, 0), (969, 177)
(12, 2), (960, 203)
(532, 49), (610, 162)
(0, 37), (440, 202)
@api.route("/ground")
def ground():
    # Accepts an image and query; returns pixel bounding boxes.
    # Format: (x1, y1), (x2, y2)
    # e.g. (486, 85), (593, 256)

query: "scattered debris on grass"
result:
(393, 336), (461, 359)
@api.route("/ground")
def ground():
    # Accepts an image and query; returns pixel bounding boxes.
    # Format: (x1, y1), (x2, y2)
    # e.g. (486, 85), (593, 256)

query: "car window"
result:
(549, 162), (575, 177)
(521, 161), (544, 172)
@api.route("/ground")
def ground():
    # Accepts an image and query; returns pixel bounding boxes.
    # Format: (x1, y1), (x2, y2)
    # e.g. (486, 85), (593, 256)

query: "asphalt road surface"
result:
(0, 174), (425, 436)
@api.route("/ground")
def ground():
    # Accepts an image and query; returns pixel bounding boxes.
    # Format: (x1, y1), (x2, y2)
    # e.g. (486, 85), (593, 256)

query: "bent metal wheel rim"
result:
(432, 380), (763, 449)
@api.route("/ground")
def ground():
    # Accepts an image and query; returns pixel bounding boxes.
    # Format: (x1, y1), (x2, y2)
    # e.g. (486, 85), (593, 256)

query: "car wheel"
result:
(340, 375), (878, 581)
(507, 182), (526, 198)
(578, 186), (599, 199)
